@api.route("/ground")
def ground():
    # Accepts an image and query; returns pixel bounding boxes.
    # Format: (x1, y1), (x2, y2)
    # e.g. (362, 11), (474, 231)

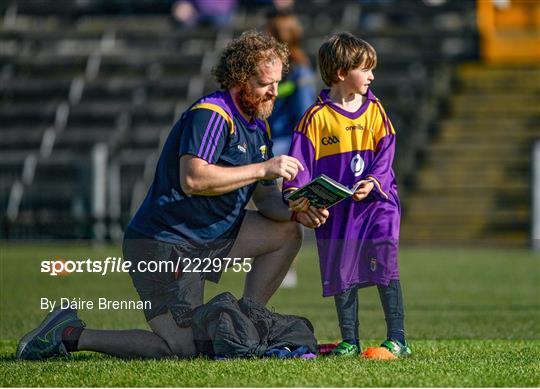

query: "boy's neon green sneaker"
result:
(380, 339), (412, 358)
(329, 341), (359, 357)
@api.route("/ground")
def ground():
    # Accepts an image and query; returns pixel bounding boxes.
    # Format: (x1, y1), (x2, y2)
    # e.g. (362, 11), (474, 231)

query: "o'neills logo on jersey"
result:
(345, 124), (365, 131)
(259, 145), (268, 160)
(345, 124), (374, 133)
(321, 136), (340, 145)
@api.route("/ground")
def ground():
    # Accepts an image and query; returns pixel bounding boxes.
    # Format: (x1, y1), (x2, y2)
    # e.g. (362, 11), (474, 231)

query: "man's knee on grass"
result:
(144, 331), (196, 359)
(149, 313), (198, 358)
(156, 325), (197, 358)
(165, 338), (197, 358)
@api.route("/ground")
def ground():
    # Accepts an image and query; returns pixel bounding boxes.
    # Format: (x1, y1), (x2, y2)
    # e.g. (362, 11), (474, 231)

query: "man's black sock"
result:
(62, 326), (84, 352)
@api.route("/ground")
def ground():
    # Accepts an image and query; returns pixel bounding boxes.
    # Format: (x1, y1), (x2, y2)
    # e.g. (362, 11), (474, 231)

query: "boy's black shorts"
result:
(122, 227), (236, 326)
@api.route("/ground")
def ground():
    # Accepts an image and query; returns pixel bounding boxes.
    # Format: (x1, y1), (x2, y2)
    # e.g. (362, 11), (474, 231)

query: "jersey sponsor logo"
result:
(321, 136), (340, 145)
(237, 143), (247, 153)
(259, 145), (268, 160)
(350, 154), (365, 177)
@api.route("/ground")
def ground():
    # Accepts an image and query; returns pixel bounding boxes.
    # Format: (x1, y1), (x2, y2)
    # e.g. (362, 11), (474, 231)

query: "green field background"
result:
(1, 241), (539, 386)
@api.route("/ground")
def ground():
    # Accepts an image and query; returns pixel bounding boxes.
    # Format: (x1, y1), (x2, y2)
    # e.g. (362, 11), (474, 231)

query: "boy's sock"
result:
(377, 279), (406, 344)
(343, 338), (359, 348)
(334, 286), (359, 345)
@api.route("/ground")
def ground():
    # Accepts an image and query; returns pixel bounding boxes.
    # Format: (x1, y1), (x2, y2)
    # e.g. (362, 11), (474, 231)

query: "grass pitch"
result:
(0, 242), (539, 387)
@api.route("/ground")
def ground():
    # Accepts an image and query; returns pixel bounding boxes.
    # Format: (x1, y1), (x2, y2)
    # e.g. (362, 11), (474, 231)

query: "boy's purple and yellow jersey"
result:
(283, 89), (400, 296)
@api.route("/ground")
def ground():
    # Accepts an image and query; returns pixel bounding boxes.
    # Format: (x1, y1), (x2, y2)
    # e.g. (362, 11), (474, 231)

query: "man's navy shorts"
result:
(122, 227), (236, 326)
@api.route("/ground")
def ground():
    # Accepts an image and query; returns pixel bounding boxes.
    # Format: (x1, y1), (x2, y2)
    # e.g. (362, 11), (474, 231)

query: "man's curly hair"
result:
(212, 30), (290, 89)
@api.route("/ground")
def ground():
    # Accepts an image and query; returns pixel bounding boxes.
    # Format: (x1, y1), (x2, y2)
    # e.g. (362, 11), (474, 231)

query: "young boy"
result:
(283, 32), (411, 358)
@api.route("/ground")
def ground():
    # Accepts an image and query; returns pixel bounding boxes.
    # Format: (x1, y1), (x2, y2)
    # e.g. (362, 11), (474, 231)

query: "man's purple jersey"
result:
(283, 89), (400, 296)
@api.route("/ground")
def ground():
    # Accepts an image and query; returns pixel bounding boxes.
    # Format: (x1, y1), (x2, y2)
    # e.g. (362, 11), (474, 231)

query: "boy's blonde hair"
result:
(318, 32), (377, 87)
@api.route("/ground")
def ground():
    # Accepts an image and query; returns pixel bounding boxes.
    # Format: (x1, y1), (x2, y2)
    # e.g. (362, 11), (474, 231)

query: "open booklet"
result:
(285, 174), (365, 209)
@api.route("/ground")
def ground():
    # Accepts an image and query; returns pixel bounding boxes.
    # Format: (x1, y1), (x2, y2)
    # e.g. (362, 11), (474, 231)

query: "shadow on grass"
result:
(0, 352), (116, 363)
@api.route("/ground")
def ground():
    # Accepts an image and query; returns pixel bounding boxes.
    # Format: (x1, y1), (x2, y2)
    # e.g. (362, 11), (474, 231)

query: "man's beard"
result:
(238, 84), (275, 120)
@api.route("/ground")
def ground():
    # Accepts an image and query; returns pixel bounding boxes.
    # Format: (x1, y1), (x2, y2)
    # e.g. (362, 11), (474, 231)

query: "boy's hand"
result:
(352, 180), (375, 201)
(288, 197), (310, 212)
(295, 206), (329, 229)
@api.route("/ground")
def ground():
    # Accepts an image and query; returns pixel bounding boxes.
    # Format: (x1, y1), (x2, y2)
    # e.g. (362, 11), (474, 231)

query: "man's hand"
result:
(261, 156), (304, 181)
(352, 180), (375, 201)
(295, 206), (329, 229)
(288, 197), (310, 212)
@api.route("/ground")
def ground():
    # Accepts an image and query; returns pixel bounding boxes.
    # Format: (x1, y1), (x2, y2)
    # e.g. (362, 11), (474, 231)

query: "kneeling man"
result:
(17, 31), (328, 360)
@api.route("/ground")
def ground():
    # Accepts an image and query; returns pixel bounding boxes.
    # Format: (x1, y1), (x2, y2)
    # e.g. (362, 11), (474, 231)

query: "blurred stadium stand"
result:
(401, 0), (539, 246)
(2, 0), (535, 246)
